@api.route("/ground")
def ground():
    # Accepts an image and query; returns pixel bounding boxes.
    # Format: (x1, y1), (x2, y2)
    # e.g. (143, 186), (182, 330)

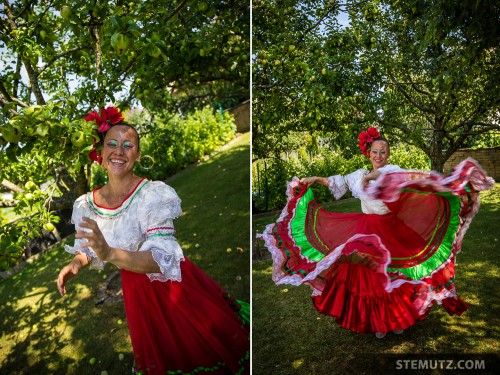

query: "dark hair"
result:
(372, 136), (389, 146)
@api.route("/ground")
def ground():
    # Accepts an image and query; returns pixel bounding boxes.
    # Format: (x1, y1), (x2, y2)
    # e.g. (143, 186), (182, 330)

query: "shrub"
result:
(133, 106), (236, 181)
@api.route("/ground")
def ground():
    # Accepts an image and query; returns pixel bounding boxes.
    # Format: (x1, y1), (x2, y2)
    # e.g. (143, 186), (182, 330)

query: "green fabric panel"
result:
(289, 188), (325, 262)
(236, 299), (250, 326)
(387, 192), (461, 280)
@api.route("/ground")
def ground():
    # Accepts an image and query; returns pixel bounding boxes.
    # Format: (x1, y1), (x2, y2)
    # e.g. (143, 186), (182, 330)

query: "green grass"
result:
(252, 184), (500, 375)
(0, 133), (250, 375)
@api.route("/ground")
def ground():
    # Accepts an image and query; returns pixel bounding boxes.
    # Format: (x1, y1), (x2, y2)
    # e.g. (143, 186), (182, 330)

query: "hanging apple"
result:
(60, 6), (72, 19)
(198, 3), (208, 12)
(1, 124), (21, 143)
(71, 131), (86, 147)
(25, 181), (37, 190)
(43, 222), (55, 232)
(111, 33), (131, 53)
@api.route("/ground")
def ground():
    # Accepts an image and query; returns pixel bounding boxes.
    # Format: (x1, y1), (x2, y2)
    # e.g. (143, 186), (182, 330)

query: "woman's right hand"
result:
(57, 258), (83, 297)
(299, 177), (317, 188)
(300, 176), (329, 188)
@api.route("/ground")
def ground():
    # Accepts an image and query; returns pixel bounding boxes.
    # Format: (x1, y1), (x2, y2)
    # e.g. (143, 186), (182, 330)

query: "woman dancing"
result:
(259, 127), (494, 338)
(57, 106), (249, 374)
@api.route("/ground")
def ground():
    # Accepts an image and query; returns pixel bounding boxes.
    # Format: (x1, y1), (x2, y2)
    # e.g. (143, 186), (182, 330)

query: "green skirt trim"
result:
(290, 188), (326, 262)
(236, 299), (250, 326)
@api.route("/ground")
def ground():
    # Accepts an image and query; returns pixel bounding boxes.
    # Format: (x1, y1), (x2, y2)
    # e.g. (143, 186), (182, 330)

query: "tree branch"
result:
(166, 0), (190, 22)
(37, 46), (90, 76)
(387, 71), (435, 124)
(303, 3), (340, 35)
(1, 179), (23, 193)
(3, 2), (45, 105)
(0, 81), (28, 107)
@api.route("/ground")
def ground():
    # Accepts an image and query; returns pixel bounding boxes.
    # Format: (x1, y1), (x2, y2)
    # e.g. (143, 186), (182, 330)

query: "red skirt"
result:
(121, 258), (249, 375)
(260, 158), (493, 333)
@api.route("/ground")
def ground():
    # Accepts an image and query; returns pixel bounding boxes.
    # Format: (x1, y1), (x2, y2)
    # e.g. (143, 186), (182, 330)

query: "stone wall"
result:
(444, 147), (499, 180)
(227, 99), (250, 133)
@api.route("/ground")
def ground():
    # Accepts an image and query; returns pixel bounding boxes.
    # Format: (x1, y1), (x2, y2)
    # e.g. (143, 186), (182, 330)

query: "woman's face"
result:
(369, 140), (390, 170)
(101, 125), (140, 176)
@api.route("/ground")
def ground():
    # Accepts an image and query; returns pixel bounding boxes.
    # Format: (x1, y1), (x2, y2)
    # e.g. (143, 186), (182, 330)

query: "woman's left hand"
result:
(362, 170), (381, 188)
(76, 217), (113, 262)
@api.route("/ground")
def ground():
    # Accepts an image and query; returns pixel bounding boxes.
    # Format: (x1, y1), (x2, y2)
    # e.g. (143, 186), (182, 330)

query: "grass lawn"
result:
(0, 133), (250, 375)
(252, 184), (500, 375)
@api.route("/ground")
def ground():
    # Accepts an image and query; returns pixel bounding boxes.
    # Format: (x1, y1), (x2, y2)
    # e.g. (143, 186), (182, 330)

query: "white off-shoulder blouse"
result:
(64, 179), (184, 282)
(327, 164), (402, 215)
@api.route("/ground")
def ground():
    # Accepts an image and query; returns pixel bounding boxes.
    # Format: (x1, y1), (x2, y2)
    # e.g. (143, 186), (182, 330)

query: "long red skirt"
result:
(121, 258), (249, 374)
(260, 158), (494, 333)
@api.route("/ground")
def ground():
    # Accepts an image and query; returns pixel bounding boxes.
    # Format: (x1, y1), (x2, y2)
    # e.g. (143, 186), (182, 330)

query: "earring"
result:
(137, 155), (154, 170)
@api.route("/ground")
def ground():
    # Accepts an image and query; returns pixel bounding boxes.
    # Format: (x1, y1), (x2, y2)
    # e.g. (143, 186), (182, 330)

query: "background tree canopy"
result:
(253, 0), (500, 171)
(0, 0), (249, 267)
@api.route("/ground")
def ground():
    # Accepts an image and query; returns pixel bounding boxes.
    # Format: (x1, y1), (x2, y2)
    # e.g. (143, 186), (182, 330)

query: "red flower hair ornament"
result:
(84, 106), (125, 163)
(358, 127), (380, 157)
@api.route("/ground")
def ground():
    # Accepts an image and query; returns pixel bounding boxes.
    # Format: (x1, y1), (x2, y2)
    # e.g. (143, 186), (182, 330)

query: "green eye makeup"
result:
(105, 140), (135, 149)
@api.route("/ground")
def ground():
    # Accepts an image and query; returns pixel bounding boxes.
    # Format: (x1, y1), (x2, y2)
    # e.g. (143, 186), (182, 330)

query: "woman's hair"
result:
(372, 136), (389, 147)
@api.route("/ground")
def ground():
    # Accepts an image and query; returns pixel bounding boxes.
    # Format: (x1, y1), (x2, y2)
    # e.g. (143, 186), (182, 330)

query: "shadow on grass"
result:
(0, 242), (132, 374)
(252, 188), (500, 375)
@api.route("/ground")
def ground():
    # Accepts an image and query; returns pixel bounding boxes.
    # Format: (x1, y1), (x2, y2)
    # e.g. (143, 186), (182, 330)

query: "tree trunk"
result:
(76, 164), (89, 197)
(429, 120), (446, 172)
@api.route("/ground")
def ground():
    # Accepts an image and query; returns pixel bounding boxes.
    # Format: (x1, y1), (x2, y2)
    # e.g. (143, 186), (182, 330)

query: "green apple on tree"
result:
(60, 5), (72, 19)
(43, 222), (55, 232)
(198, 3), (208, 12)
(1, 124), (21, 143)
(25, 181), (37, 190)
(71, 131), (86, 147)
(111, 33), (131, 53)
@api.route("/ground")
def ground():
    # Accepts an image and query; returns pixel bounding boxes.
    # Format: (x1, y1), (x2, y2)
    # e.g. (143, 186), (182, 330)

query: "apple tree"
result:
(253, 0), (499, 171)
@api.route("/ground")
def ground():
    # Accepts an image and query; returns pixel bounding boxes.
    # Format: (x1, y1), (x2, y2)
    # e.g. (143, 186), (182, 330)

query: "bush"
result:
(132, 106), (236, 181)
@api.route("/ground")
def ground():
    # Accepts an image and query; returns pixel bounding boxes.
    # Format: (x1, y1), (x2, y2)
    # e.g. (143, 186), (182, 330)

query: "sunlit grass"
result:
(252, 184), (500, 375)
(0, 133), (250, 375)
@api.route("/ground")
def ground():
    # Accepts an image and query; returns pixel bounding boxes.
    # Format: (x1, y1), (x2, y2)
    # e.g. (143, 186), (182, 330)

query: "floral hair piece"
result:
(358, 127), (380, 157)
(84, 106), (125, 163)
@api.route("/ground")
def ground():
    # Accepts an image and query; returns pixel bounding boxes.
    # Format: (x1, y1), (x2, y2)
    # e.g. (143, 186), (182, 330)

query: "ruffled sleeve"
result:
(138, 182), (185, 282)
(327, 169), (367, 199)
(64, 194), (105, 270)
